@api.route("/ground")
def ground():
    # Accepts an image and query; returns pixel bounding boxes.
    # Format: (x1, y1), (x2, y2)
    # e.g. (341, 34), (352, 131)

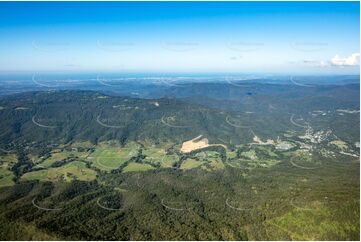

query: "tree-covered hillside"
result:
(0, 89), (359, 240)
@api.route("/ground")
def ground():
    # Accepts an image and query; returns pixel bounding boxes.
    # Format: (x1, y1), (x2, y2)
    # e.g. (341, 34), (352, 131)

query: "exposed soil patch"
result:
(180, 135), (226, 154)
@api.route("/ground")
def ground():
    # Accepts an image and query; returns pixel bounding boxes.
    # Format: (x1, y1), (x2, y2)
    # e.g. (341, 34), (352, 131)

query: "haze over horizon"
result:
(0, 1), (359, 75)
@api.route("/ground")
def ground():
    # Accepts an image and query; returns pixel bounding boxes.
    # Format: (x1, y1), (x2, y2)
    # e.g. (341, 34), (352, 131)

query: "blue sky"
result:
(0, 1), (359, 74)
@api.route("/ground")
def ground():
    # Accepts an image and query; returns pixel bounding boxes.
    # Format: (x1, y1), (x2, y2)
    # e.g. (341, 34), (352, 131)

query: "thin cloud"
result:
(330, 53), (360, 66)
(294, 53), (360, 68)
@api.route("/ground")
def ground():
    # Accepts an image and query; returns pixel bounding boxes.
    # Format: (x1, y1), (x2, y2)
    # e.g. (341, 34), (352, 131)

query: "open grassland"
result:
(0, 166), (14, 187)
(21, 161), (96, 182)
(180, 158), (203, 170)
(2, 152), (356, 241)
(69, 141), (95, 149)
(89, 142), (138, 171)
(254, 145), (279, 158)
(193, 151), (225, 170)
(34, 150), (89, 168)
(226, 149), (237, 159)
(329, 140), (348, 150)
(0, 154), (17, 187)
(0, 154), (17, 164)
(0, 138), (359, 240)
(227, 157), (281, 170)
(208, 159), (225, 170)
(142, 144), (178, 168)
(122, 162), (155, 173)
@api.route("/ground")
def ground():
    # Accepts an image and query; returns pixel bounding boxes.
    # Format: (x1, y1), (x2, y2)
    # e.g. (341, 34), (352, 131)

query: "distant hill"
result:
(0, 90), (254, 148)
(0, 86), (359, 151)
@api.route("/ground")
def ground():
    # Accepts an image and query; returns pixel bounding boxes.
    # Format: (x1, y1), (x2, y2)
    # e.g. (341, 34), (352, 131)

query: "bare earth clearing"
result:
(180, 135), (226, 153)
